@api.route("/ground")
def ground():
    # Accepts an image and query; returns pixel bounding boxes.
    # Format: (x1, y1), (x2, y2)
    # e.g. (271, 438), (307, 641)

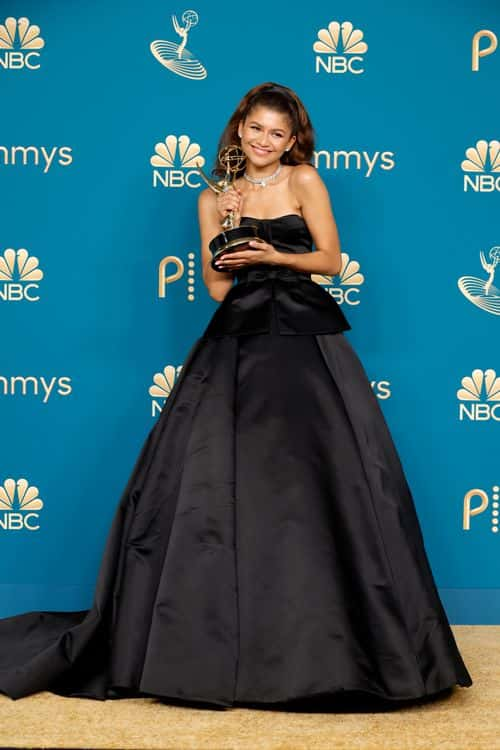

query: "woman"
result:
(0, 82), (472, 709)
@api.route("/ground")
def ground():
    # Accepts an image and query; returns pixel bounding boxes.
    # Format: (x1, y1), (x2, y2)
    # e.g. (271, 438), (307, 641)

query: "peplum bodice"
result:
(203, 214), (351, 338)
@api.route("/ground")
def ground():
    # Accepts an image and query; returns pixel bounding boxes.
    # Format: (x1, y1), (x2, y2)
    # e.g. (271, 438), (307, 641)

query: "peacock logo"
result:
(158, 252), (197, 300)
(0, 16), (45, 69)
(457, 368), (500, 421)
(150, 134), (206, 189)
(463, 485), (499, 534)
(313, 20), (368, 75)
(0, 248), (44, 302)
(461, 140), (500, 192)
(149, 364), (183, 417)
(0, 478), (43, 531)
(311, 252), (365, 305)
(472, 30), (498, 72)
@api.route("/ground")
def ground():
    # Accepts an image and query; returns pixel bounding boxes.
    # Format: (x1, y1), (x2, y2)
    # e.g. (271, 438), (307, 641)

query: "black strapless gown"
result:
(0, 214), (472, 707)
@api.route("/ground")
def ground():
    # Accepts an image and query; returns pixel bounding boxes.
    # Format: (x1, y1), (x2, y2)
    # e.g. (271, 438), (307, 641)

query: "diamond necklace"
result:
(243, 161), (282, 188)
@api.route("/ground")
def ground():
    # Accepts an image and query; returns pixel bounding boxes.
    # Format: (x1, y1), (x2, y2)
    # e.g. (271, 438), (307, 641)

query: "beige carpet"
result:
(0, 626), (495, 750)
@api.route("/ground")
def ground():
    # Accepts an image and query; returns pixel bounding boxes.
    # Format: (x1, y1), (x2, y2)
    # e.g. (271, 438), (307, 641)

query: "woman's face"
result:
(237, 105), (296, 167)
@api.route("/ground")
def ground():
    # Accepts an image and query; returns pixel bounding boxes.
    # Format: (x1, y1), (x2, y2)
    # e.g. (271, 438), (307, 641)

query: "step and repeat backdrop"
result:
(0, 0), (499, 623)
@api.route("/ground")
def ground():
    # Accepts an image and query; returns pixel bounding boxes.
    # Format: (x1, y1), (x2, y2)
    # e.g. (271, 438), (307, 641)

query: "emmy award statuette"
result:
(195, 145), (262, 272)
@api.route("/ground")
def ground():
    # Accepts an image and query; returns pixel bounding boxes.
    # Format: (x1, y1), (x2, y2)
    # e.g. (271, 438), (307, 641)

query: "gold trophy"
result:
(195, 145), (261, 271)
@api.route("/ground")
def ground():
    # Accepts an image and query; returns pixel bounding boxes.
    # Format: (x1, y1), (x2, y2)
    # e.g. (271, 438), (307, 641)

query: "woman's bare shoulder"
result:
(289, 162), (320, 186)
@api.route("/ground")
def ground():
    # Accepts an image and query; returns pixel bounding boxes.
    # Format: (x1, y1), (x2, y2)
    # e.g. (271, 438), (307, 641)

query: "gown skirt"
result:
(0, 217), (473, 707)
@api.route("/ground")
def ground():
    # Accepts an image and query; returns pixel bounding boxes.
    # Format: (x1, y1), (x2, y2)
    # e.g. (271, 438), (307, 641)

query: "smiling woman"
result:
(0, 81), (473, 710)
(199, 84), (342, 298)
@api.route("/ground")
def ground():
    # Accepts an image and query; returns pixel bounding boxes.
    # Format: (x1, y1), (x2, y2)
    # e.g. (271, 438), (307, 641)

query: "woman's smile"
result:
(251, 144), (272, 155)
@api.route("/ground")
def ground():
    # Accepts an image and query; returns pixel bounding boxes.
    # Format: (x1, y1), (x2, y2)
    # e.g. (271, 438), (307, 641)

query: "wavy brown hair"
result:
(211, 81), (316, 179)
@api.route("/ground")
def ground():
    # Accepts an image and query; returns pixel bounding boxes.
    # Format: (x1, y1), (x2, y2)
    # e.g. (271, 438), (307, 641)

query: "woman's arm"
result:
(198, 187), (235, 302)
(277, 165), (342, 276)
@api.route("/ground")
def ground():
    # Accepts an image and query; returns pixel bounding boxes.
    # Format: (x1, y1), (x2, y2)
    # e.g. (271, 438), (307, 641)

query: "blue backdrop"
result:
(1, 0), (499, 623)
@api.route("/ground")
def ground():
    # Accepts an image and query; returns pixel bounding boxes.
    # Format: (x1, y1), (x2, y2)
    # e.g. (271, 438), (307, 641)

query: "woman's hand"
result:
(215, 238), (281, 270)
(215, 186), (243, 223)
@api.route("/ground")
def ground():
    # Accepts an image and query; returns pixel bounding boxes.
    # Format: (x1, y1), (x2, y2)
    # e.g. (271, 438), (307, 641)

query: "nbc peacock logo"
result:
(150, 9), (207, 80)
(0, 16), (44, 70)
(313, 20), (368, 75)
(311, 252), (365, 305)
(150, 134), (205, 189)
(149, 364), (183, 417)
(456, 368), (500, 421)
(461, 139), (500, 192)
(463, 485), (499, 534)
(0, 478), (44, 531)
(0, 247), (44, 302)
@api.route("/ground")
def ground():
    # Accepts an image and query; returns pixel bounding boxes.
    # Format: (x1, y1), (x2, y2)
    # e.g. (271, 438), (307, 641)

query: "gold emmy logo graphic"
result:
(150, 9), (207, 80)
(0, 16), (44, 70)
(0, 478), (43, 532)
(461, 139), (500, 192)
(149, 364), (183, 417)
(458, 245), (500, 314)
(312, 252), (365, 305)
(0, 374), (72, 401)
(313, 20), (368, 75)
(472, 30), (498, 71)
(457, 368), (500, 421)
(463, 485), (499, 534)
(150, 134), (205, 189)
(0, 247), (43, 302)
(314, 148), (395, 176)
(158, 253), (196, 300)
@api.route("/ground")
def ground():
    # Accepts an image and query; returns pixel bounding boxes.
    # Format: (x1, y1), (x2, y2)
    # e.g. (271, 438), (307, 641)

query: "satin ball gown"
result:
(0, 213), (473, 707)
